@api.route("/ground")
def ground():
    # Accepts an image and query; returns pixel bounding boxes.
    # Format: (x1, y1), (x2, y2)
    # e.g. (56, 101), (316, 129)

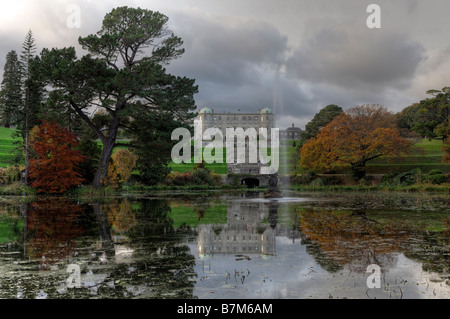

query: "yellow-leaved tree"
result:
(103, 149), (138, 188)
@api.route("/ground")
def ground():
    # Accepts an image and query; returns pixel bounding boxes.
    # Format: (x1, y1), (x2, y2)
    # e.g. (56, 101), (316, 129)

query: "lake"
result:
(0, 191), (449, 299)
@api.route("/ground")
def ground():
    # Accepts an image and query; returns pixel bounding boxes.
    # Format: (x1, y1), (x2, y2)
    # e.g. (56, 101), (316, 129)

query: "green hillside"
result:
(168, 145), (297, 175)
(1, 125), (449, 175)
(169, 138), (450, 175)
(366, 139), (450, 174)
(0, 127), (20, 168)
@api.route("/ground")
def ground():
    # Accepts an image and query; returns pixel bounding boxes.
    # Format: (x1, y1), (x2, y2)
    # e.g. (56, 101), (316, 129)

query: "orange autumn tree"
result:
(29, 121), (86, 193)
(300, 104), (415, 179)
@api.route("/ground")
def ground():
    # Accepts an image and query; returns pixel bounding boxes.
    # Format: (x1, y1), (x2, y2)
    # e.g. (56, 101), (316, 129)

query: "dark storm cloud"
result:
(168, 12), (289, 86)
(2, 0), (450, 129)
(165, 10), (312, 121)
(286, 24), (426, 92)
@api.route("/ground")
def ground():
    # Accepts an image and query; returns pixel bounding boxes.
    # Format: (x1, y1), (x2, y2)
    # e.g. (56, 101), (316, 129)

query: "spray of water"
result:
(272, 65), (288, 177)
(272, 64), (291, 206)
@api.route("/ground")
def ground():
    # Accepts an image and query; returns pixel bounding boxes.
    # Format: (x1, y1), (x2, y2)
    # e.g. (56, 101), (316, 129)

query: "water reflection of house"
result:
(197, 201), (276, 256)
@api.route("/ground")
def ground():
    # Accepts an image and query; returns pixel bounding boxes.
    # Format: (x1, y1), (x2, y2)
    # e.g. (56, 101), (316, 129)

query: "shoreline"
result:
(1, 182), (449, 201)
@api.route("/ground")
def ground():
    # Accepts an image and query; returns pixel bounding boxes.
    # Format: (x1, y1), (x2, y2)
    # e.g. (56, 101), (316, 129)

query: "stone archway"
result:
(241, 178), (260, 188)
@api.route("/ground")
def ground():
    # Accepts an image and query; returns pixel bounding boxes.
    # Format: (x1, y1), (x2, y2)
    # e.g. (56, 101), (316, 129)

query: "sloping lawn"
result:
(0, 127), (20, 168)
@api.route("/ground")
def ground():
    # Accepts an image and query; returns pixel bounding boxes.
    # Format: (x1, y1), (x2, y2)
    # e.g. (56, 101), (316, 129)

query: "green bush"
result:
(424, 174), (446, 185)
(381, 172), (397, 184)
(165, 167), (220, 186)
(310, 177), (326, 187)
(192, 167), (215, 186)
(138, 163), (172, 186)
(381, 168), (448, 186)
(359, 175), (374, 186)
(0, 166), (23, 185)
(165, 171), (193, 186)
(324, 175), (344, 185)
(210, 172), (222, 185)
(392, 169), (422, 186)
(428, 169), (443, 176)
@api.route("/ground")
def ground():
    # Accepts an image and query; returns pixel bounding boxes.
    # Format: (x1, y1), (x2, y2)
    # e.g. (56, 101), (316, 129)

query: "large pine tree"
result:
(0, 50), (22, 128)
(19, 30), (43, 134)
(36, 7), (198, 186)
(14, 30), (45, 184)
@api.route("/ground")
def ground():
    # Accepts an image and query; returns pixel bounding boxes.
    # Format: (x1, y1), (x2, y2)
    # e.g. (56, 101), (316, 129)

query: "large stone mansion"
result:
(195, 107), (303, 186)
(196, 107), (302, 140)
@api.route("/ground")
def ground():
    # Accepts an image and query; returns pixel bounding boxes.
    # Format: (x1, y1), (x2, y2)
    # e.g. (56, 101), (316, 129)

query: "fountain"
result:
(263, 173), (283, 198)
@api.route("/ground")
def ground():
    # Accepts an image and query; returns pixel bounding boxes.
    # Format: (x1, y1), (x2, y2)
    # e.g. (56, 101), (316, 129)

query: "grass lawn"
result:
(168, 201), (228, 228)
(170, 138), (450, 175)
(169, 144), (298, 175)
(366, 138), (450, 174)
(1, 125), (448, 175)
(0, 127), (20, 168)
(0, 218), (24, 243)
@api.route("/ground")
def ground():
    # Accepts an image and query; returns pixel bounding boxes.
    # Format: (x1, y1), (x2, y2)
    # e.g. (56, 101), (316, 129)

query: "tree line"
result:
(1, 6), (448, 192)
(296, 89), (450, 179)
(0, 7), (198, 193)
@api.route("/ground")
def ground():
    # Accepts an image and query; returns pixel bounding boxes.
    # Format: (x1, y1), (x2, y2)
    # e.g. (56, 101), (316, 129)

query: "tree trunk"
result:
(93, 139), (115, 187)
(351, 162), (367, 180)
(92, 117), (120, 187)
(92, 203), (115, 258)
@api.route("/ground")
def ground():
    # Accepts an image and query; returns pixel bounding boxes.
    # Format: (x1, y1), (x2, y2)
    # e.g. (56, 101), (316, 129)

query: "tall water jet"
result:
(264, 173), (283, 198)
(264, 66), (286, 198)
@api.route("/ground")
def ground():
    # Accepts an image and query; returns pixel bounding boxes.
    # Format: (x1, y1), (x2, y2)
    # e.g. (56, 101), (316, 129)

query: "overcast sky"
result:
(1, 0), (449, 129)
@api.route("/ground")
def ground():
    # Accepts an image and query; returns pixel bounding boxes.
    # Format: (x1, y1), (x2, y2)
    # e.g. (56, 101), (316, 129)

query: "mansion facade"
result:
(196, 107), (303, 140)
(196, 107), (275, 139)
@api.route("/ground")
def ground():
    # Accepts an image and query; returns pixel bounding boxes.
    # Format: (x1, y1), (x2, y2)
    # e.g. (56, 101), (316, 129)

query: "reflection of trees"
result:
(91, 199), (197, 299)
(300, 210), (411, 273)
(102, 199), (137, 234)
(404, 218), (450, 276)
(444, 218), (450, 244)
(25, 199), (86, 268)
(126, 199), (178, 237)
(192, 199), (212, 222)
(1, 198), (197, 298)
(299, 233), (342, 273)
(0, 204), (23, 244)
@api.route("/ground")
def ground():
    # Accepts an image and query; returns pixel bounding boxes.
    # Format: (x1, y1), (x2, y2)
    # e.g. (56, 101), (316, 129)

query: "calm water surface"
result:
(0, 191), (449, 299)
